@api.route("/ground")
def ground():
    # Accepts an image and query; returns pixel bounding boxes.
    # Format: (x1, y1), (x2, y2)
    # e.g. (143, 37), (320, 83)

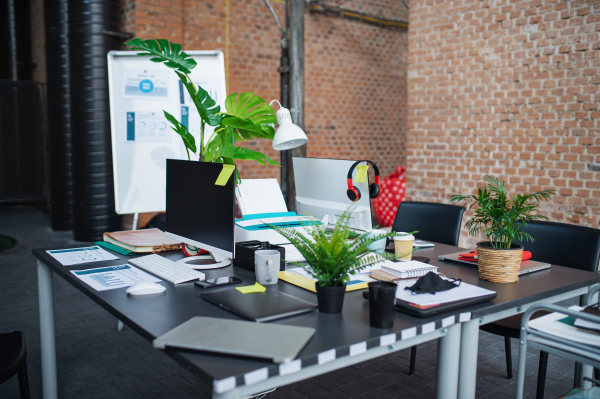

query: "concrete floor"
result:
(0, 205), (577, 399)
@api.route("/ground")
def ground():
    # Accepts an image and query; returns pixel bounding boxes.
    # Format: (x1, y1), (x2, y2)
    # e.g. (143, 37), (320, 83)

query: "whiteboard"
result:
(107, 50), (227, 214)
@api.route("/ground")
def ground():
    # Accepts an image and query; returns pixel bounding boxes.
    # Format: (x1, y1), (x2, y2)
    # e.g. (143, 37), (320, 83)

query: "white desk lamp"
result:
(270, 100), (308, 150)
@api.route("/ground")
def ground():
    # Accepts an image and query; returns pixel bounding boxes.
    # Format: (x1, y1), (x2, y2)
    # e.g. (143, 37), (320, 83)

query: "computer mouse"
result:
(126, 282), (166, 296)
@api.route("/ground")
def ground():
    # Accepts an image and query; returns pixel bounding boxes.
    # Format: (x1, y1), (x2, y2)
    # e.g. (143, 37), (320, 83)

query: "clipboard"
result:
(278, 271), (368, 292)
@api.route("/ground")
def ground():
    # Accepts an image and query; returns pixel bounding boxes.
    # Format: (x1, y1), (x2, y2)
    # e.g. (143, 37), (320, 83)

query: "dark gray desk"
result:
(33, 243), (600, 399)
(34, 244), (463, 399)
(415, 244), (600, 399)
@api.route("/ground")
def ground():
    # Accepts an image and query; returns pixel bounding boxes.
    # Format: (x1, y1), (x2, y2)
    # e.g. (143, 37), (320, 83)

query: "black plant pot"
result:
(315, 283), (346, 313)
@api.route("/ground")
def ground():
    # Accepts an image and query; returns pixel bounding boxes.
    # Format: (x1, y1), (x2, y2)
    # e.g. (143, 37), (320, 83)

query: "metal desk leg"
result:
(457, 318), (479, 399)
(38, 261), (58, 399)
(436, 323), (461, 399)
(582, 364), (594, 389)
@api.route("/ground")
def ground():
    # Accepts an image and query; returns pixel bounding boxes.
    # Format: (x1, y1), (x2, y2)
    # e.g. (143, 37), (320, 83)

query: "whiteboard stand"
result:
(107, 50), (227, 216)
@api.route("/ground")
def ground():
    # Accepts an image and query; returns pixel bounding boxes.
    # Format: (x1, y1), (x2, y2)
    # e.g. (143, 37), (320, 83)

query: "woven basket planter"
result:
(476, 242), (524, 283)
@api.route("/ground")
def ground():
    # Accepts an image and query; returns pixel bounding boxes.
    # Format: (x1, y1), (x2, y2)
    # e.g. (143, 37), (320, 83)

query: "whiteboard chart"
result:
(107, 50), (226, 215)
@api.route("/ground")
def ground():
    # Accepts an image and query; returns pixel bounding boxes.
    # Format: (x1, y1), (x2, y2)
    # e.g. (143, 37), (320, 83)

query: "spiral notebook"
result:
(380, 260), (438, 279)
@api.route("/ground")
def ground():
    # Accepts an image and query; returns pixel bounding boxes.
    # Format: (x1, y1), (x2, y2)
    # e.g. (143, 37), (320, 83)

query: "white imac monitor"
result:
(293, 157), (373, 231)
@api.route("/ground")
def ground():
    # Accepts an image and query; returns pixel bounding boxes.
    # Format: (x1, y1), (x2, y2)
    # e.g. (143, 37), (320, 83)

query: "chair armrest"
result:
(585, 284), (600, 307)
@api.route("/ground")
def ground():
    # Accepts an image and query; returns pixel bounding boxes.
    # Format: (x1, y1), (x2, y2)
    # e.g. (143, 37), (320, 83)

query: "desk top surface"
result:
(33, 242), (600, 384)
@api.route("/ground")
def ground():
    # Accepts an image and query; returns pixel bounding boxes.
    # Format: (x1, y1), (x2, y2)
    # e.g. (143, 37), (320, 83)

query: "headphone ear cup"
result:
(369, 183), (381, 198)
(347, 186), (361, 202)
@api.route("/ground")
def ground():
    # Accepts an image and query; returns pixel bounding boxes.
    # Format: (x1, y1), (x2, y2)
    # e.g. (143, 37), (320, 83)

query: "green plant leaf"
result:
(163, 111), (196, 157)
(267, 205), (398, 287)
(125, 38), (197, 74)
(176, 72), (223, 127)
(234, 147), (280, 166)
(451, 175), (555, 248)
(221, 93), (276, 140)
(204, 130), (234, 163)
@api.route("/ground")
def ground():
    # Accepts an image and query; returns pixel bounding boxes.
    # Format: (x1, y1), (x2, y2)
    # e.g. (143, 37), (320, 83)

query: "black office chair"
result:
(392, 201), (465, 247)
(393, 201), (465, 375)
(0, 331), (30, 399)
(480, 221), (600, 398)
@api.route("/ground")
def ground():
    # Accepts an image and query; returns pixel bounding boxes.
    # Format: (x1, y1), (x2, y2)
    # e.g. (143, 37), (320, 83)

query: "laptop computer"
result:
(437, 251), (551, 275)
(201, 287), (317, 322)
(153, 316), (315, 363)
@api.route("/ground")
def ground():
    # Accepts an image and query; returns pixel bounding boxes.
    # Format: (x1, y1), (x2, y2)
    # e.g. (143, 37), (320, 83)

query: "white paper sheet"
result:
(235, 216), (306, 228)
(279, 244), (307, 262)
(530, 306), (600, 347)
(395, 278), (495, 306)
(236, 179), (288, 215)
(70, 265), (161, 291)
(47, 246), (119, 266)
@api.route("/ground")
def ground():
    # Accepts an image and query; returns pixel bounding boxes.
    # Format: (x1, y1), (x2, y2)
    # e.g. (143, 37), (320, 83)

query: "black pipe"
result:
(45, 0), (73, 230)
(68, 0), (121, 241)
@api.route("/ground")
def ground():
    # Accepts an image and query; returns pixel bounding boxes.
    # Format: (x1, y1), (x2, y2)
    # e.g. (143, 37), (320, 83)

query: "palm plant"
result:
(125, 38), (279, 170)
(451, 175), (555, 249)
(269, 205), (414, 287)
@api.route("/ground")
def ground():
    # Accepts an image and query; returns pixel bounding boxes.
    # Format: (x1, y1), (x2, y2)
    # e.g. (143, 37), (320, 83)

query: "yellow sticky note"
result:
(235, 282), (266, 294)
(215, 164), (236, 186)
(355, 164), (369, 183)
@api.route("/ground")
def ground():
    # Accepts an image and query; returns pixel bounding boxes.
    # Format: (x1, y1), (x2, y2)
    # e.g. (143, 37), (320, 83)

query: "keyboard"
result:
(129, 254), (205, 284)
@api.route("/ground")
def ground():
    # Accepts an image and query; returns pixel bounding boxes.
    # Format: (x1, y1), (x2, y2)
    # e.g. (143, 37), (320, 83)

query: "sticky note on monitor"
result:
(215, 164), (236, 186)
(355, 164), (369, 183)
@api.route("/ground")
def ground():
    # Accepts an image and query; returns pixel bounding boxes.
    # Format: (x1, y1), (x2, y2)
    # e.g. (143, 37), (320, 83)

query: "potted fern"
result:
(451, 175), (555, 283)
(270, 205), (411, 313)
(125, 39), (280, 176)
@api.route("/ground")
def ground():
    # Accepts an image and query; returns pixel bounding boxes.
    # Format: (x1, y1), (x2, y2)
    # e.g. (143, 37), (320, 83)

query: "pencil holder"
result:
(233, 241), (285, 272)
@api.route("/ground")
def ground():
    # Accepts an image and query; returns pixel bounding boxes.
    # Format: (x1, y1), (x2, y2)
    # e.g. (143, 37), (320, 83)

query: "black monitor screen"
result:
(166, 159), (235, 257)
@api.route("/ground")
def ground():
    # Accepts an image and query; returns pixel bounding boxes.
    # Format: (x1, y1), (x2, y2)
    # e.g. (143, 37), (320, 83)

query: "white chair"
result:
(515, 285), (600, 399)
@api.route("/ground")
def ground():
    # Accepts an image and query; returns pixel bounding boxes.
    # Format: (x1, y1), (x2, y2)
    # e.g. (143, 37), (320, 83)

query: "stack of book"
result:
(103, 228), (182, 253)
(371, 260), (438, 281)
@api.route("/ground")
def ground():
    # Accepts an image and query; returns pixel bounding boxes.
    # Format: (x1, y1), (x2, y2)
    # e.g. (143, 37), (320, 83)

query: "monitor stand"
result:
(177, 252), (232, 270)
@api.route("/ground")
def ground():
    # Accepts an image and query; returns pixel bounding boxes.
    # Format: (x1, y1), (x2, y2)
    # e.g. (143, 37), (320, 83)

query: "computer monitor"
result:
(293, 157), (373, 231)
(165, 159), (235, 260)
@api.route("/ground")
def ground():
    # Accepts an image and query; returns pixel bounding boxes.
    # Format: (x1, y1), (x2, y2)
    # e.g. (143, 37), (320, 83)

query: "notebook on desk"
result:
(437, 251), (550, 275)
(200, 287), (317, 322)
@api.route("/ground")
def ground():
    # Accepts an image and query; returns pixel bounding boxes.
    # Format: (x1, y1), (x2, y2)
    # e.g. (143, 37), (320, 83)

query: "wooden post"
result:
(287, 0), (306, 211)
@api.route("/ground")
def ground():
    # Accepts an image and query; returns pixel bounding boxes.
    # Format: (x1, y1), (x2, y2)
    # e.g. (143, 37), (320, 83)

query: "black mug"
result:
(368, 281), (397, 328)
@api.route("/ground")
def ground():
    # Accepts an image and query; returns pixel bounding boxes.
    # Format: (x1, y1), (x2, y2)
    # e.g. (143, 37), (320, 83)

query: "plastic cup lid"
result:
(393, 233), (415, 241)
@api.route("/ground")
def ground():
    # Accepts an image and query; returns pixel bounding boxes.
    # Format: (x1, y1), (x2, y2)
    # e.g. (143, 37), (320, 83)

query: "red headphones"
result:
(346, 160), (381, 202)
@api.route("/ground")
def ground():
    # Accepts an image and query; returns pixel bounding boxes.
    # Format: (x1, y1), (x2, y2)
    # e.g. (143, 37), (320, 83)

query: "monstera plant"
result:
(125, 38), (279, 170)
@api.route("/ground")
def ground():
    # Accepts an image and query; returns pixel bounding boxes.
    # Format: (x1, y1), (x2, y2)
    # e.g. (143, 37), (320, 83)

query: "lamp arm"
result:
(262, 0), (286, 41)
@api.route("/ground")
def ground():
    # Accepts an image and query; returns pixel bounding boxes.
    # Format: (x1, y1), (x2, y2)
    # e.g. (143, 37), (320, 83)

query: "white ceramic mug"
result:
(255, 250), (280, 285)
(366, 229), (388, 254)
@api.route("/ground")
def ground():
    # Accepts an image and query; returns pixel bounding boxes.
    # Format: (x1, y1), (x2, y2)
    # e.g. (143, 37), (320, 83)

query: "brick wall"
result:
(124, 0), (409, 181)
(407, 0), (600, 247)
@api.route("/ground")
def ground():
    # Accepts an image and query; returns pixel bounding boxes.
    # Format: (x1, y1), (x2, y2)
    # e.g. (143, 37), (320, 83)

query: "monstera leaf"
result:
(234, 147), (280, 166)
(220, 93), (276, 141)
(125, 38), (197, 74)
(204, 131), (234, 163)
(163, 111), (196, 159)
(176, 72), (223, 127)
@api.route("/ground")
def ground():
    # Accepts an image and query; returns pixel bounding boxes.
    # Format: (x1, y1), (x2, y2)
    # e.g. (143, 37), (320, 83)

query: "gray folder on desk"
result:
(153, 316), (315, 363)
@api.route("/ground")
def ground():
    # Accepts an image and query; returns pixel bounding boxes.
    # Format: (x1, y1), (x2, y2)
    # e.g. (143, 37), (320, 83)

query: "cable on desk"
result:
(245, 388), (276, 398)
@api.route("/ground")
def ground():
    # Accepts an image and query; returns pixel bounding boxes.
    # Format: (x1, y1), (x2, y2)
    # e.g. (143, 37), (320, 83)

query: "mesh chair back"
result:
(513, 221), (600, 272)
(392, 201), (465, 246)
